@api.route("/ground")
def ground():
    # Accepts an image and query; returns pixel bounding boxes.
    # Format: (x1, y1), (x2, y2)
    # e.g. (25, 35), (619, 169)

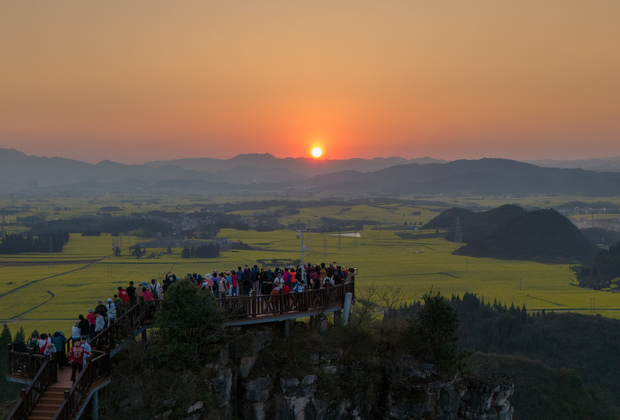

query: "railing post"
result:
(251, 293), (257, 318)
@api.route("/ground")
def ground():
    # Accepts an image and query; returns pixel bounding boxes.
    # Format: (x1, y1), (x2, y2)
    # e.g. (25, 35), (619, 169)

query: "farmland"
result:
(1, 194), (620, 337)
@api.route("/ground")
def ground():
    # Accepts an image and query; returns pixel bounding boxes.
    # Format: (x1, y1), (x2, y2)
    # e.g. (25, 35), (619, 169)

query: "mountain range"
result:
(2, 147), (620, 197)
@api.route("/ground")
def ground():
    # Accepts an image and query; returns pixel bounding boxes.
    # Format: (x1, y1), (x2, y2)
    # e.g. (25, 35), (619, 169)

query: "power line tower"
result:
(454, 216), (463, 245)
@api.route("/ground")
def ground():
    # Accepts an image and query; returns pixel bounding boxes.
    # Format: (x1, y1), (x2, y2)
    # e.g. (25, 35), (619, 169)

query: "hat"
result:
(88, 308), (93, 313)
(98, 300), (103, 304)
(107, 298), (112, 303)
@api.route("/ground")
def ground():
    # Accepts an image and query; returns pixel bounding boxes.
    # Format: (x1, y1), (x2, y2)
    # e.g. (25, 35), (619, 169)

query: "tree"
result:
(153, 279), (225, 369)
(14, 327), (25, 342)
(408, 289), (465, 371)
(133, 244), (142, 259)
(0, 324), (11, 347)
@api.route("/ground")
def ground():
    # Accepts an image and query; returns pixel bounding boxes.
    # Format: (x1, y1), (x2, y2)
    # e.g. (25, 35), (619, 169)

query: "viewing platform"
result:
(5, 281), (355, 419)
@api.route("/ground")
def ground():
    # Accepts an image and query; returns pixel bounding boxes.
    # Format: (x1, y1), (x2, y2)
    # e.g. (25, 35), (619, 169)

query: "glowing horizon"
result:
(1, 1), (619, 165)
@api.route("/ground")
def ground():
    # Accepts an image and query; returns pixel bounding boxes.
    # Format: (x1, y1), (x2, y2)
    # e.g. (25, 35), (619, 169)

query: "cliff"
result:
(106, 325), (513, 420)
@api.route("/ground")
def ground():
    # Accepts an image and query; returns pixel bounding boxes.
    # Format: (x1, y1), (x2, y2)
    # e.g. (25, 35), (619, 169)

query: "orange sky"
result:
(1, 1), (619, 164)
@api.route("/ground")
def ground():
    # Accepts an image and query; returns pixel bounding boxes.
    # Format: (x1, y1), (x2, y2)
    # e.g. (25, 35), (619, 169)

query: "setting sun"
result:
(311, 147), (322, 158)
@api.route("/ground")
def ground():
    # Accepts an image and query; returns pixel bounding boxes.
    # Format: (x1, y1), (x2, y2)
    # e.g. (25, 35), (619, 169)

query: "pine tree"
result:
(0, 324), (11, 347)
(15, 327), (25, 342)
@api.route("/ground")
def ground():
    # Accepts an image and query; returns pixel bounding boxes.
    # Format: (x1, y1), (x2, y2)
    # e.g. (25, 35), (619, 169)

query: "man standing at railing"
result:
(127, 281), (137, 305)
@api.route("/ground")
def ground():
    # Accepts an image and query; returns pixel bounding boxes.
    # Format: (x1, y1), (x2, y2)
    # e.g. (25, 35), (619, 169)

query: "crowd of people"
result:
(14, 262), (356, 382)
(185, 262), (357, 298)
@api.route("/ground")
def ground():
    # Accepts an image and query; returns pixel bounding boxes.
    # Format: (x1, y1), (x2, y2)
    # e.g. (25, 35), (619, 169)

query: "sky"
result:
(1, 1), (619, 164)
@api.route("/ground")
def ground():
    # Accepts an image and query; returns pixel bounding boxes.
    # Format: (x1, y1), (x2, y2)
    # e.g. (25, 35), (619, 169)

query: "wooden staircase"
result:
(28, 367), (72, 420)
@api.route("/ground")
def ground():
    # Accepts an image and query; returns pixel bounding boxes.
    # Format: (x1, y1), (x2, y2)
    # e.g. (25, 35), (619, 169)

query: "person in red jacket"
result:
(118, 286), (129, 304)
(68, 340), (84, 382)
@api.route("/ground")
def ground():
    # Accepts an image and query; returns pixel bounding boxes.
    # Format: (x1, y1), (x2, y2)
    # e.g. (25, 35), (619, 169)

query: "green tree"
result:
(153, 279), (225, 369)
(14, 327), (25, 342)
(133, 244), (142, 259)
(0, 324), (11, 347)
(408, 289), (465, 371)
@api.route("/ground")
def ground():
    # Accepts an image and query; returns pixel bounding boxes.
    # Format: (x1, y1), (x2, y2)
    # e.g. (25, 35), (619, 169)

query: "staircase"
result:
(27, 366), (72, 420)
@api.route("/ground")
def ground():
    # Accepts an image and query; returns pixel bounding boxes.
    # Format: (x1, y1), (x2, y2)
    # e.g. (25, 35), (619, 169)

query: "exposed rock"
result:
(308, 353), (320, 364)
(191, 327), (513, 420)
(186, 401), (203, 414)
(246, 376), (272, 402)
(240, 355), (257, 379)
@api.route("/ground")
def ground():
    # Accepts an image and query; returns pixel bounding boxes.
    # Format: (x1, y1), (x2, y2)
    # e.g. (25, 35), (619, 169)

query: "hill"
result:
(424, 205), (599, 263)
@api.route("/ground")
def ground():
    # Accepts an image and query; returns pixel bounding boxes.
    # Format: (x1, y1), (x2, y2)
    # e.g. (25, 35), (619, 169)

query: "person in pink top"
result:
(230, 270), (238, 296)
(142, 286), (154, 303)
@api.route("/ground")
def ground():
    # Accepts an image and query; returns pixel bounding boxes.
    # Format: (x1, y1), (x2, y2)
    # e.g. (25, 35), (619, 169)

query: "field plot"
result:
(2, 196), (620, 338)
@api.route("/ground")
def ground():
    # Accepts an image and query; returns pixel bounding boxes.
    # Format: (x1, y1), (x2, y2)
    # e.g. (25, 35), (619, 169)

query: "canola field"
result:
(1, 195), (620, 338)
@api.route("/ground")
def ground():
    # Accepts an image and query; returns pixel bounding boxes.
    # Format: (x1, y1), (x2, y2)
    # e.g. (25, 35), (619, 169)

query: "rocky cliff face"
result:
(164, 326), (513, 420)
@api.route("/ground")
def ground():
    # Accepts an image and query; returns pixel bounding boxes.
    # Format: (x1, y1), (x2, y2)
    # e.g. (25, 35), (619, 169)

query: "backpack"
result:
(150, 284), (159, 299)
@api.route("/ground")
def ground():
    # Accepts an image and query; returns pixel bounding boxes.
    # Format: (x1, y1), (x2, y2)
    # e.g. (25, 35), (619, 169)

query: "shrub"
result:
(153, 280), (225, 369)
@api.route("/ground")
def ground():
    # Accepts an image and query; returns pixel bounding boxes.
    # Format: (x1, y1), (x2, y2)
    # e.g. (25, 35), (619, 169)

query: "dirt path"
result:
(10, 290), (55, 319)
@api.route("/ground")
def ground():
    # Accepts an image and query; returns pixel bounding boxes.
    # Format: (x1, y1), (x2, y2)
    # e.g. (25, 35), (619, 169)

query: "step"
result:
(39, 394), (65, 403)
(33, 401), (62, 410)
(38, 398), (64, 407)
(28, 410), (55, 420)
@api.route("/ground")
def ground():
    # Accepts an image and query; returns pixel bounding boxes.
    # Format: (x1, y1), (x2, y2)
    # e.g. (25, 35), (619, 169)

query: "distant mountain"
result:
(425, 206), (600, 263)
(145, 153), (445, 177)
(526, 157), (620, 172)
(3, 147), (620, 197)
(304, 158), (620, 196)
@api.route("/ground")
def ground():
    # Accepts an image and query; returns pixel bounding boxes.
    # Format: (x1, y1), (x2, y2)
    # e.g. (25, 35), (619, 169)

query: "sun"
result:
(311, 147), (322, 158)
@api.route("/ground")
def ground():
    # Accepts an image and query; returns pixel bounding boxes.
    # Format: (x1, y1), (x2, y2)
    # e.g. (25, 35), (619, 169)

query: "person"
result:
(52, 331), (67, 366)
(126, 281), (137, 304)
(345, 267), (357, 283)
(78, 314), (90, 337)
(71, 322), (81, 341)
(230, 269), (238, 296)
(94, 313), (105, 336)
(38, 333), (52, 355)
(80, 336), (92, 366)
(43, 342), (57, 358)
(113, 294), (123, 315)
(68, 340), (84, 382)
(94, 299), (108, 322)
(271, 280), (282, 295)
(27, 332), (40, 352)
(292, 281), (305, 293)
(142, 286), (154, 303)
(106, 298), (117, 324)
(218, 272), (229, 298)
(150, 279), (162, 299)
(87, 309), (96, 339)
(242, 265), (252, 295)
(251, 265), (260, 294)
(118, 286), (129, 304)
